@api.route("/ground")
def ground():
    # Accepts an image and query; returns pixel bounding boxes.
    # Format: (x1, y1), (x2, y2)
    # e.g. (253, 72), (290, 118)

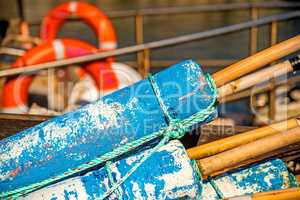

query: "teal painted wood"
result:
(20, 140), (203, 200)
(19, 140), (297, 200)
(0, 60), (217, 193)
(202, 159), (298, 199)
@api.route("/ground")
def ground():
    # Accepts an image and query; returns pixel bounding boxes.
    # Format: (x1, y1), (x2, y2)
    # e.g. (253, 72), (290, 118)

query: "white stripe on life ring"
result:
(68, 1), (78, 13)
(100, 42), (117, 50)
(53, 40), (65, 60)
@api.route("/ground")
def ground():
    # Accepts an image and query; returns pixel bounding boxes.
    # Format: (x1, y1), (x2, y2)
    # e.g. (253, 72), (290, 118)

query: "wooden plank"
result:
(0, 113), (51, 139)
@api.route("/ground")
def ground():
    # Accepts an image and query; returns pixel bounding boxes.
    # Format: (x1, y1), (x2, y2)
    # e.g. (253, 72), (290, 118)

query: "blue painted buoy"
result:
(19, 140), (297, 200)
(202, 159), (298, 199)
(0, 60), (217, 193)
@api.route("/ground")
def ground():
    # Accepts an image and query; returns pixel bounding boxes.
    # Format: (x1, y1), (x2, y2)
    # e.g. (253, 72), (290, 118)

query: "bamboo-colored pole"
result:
(218, 56), (299, 101)
(209, 142), (300, 178)
(197, 127), (300, 176)
(224, 188), (300, 200)
(187, 118), (300, 159)
(225, 75), (300, 103)
(212, 35), (300, 87)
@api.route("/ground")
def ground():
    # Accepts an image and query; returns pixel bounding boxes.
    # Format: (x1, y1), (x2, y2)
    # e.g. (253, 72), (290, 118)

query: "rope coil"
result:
(1, 73), (217, 199)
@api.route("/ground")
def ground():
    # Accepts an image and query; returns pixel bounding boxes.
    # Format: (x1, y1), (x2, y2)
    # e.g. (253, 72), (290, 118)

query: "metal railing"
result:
(4, 1), (300, 70)
(24, 1), (300, 69)
(2, 11), (299, 78)
(24, 1), (300, 66)
(2, 1), (300, 121)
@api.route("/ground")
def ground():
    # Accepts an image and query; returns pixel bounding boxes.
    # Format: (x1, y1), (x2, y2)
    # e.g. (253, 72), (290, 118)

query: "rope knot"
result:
(165, 119), (187, 139)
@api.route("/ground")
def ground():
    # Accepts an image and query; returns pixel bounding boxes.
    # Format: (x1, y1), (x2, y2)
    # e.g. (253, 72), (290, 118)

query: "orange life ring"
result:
(40, 1), (117, 50)
(1, 39), (119, 113)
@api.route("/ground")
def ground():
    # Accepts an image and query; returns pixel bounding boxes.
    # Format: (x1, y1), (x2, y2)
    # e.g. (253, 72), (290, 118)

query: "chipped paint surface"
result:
(202, 159), (298, 199)
(20, 140), (202, 199)
(20, 141), (297, 200)
(0, 60), (217, 192)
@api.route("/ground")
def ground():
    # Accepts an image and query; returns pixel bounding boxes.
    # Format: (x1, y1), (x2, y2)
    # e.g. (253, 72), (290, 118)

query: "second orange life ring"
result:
(1, 39), (119, 113)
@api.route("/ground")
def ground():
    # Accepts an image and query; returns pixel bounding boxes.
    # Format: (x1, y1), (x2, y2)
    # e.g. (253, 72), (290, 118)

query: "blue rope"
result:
(208, 176), (225, 199)
(148, 73), (174, 123)
(105, 161), (122, 200)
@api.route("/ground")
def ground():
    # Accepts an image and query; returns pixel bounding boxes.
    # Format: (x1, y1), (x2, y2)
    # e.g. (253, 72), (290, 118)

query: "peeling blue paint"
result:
(202, 159), (298, 199)
(0, 60), (217, 193)
(20, 140), (203, 199)
(19, 140), (297, 200)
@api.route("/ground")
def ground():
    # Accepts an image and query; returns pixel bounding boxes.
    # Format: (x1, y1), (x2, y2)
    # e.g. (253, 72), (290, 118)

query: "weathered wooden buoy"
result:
(19, 140), (297, 200)
(0, 60), (218, 194)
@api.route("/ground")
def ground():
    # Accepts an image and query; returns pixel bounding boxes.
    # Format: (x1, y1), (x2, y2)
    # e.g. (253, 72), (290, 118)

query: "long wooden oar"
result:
(212, 35), (300, 87)
(218, 55), (300, 101)
(224, 188), (300, 200)
(197, 126), (300, 176)
(187, 117), (300, 159)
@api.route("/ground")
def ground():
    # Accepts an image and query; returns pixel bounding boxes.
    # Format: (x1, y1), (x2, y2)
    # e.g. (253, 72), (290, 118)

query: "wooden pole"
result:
(0, 113), (51, 139)
(225, 75), (300, 103)
(212, 35), (300, 87)
(224, 188), (300, 200)
(197, 127), (300, 176)
(187, 118), (300, 159)
(210, 142), (300, 177)
(218, 57), (299, 100)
